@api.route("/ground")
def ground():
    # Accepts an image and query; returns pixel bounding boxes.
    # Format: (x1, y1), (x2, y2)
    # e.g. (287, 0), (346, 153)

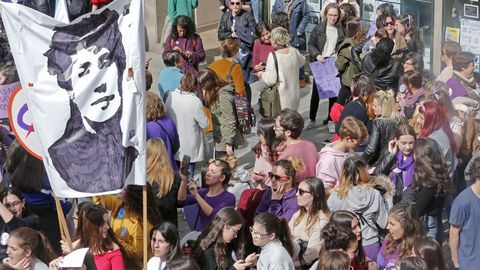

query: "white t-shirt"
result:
(147, 257), (167, 270)
(322, 24), (338, 57)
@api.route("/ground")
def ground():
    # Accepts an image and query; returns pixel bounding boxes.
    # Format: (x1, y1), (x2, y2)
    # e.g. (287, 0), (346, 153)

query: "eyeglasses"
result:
(268, 172), (290, 181)
(4, 200), (21, 209)
(228, 225), (241, 236)
(230, 2), (241, 5)
(249, 226), (270, 239)
(384, 21), (395, 27)
(327, 14), (339, 18)
(296, 188), (312, 196)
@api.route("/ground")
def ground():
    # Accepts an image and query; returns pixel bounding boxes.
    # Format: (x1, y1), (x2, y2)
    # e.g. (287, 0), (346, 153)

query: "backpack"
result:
(226, 62), (255, 134)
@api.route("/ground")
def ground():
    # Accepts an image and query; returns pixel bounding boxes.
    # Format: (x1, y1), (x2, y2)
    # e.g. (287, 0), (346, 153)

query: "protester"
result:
(197, 69), (245, 157)
(289, 177), (330, 269)
(94, 184), (162, 270)
(74, 204), (124, 270)
(402, 51), (425, 74)
(399, 257), (428, 270)
(436, 41), (462, 83)
(449, 156), (480, 270)
(271, 11), (290, 31)
(177, 158), (236, 231)
(147, 222), (181, 270)
(158, 51), (184, 100)
(147, 138), (182, 226)
(255, 157), (301, 221)
(209, 38), (246, 97)
(306, 3), (344, 130)
(194, 207), (257, 270)
(163, 15), (205, 75)
(380, 14), (407, 58)
(252, 22), (274, 79)
(4, 227), (56, 269)
(365, 2), (396, 39)
(338, 3), (357, 28)
(315, 250), (351, 270)
(166, 73), (209, 176)
(401, 70), (426, 119)
(168, 0), (198, 20)
(146, 92), (180, 172)
(363, 90), (407, 166)
(252, 212), (294, 269)
(335, 17), (365, 106)
(396, 14), (423, 55)
(218, 0), (256, 84)
(377, 203), (424, 269)
(271, 0), (310, 88)
(362, 37), (403, 91)
(251, 118), (280, 189)
(317, 116), (368, 193)
(259, 27), (306, 111)
(412, 237), (447, 270)
(446, 52), (480, 103)
(274, 109), (317, 181)
(328, 155), (389, 259)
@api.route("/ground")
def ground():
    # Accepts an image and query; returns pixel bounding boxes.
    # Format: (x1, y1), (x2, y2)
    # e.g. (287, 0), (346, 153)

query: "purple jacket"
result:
(147, 117), (179, 172)
(163, 34), (206, 75)
(255, 188), (299, 221)
(446, 77), (470, 100)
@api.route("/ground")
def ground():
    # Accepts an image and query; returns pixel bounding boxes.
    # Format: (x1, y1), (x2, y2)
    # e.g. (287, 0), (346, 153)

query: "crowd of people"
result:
(0, 0), (480, 270)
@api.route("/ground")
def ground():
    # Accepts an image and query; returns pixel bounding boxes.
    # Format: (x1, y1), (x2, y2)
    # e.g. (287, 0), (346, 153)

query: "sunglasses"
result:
(297, 188), (312, 196)
(384, 21), (395, 27)
(268, 172), (290, 181)
(230, 2), (241, 5)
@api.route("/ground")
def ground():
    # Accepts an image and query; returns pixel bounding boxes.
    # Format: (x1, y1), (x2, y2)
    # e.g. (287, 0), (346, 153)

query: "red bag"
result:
(329, 102), (345, 124)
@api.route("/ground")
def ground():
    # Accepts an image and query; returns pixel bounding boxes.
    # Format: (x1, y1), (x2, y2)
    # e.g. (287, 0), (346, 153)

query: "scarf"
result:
(404, 87), (426, 108)
(393, 151), (414, 188)
(453, 71), (480, 102)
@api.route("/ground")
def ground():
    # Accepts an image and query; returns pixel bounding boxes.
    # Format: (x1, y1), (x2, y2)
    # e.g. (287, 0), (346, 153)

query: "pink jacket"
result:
(316, 145), (348, 189)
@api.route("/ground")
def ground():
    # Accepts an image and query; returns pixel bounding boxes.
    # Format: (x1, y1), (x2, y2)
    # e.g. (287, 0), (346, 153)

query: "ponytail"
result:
(10, 227), (56, 265)
(273, 156), (304, 184)
(254, 212), (294, 256)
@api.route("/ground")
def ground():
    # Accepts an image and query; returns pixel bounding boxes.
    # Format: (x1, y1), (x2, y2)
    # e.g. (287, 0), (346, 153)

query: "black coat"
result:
(194, 246), (236, 270)
(307, 21), (344, 62)
(218, 10), (256, 51)
(362, 117), (407, 166)
(361, 54), (403, 91)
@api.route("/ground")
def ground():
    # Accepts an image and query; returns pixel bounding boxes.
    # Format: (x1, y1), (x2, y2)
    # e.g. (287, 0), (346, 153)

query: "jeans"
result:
(424, 214), (443, 243)
(251, 0), (263, 22)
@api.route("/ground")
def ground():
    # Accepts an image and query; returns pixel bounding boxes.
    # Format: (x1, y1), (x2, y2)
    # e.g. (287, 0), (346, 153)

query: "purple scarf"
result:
(393, 152), (415, 187)
(404, 87), (426, 108)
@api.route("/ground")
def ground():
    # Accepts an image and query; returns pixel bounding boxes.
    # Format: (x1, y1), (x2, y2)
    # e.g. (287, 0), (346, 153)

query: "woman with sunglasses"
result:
(255, 157), (301, 222)
(0, 186), (40, 261)
(378, 14), (407, 59)
(178, 158), (236, 231)
(328, 155), (389, 260)
(194, 207), (257, 270)
(288, 177), (330, 269)
(251, 212), (294, 270)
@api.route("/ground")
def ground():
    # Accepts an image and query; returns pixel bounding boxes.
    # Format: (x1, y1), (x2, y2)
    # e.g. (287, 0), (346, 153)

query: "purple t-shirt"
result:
(146, 117), (179, 172)
(377, 239), (400, 270)
(178, 188), (236, 231)
(255, 188), (299, 222)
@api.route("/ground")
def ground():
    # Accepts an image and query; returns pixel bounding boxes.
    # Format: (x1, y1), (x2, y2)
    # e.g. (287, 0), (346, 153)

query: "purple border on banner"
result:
(309, 57), (341, 99)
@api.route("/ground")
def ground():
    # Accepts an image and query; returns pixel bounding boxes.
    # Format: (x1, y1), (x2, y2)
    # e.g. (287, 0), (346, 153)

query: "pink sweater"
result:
(94, 249), (124, 270)
(278, 140), (318, 182)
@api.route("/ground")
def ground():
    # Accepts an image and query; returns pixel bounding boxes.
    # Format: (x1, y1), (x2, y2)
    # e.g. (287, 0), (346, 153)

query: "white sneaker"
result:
(327, 121), (335, 134)
(304, 119), (315, 130)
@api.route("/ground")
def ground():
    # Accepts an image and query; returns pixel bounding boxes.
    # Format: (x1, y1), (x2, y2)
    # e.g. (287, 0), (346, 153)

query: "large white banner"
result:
(0, 0), (146, 198)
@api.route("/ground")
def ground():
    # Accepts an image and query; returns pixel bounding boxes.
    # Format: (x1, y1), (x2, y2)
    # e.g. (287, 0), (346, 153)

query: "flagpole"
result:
(54, 196), (73, 252)
(143, 185), (148, 269)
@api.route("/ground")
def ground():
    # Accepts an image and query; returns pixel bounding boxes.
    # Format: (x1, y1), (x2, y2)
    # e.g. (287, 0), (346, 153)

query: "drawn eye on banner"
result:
(8, 85), (43, 160)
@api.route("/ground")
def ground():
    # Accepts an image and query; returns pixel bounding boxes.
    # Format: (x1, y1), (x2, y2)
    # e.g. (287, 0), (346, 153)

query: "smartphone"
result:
(181, 155), (191, 176)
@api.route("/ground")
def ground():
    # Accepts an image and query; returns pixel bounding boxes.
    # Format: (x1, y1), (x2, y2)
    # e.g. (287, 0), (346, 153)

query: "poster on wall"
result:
(475, 55), (480, 74)
(445, 27), (460, 42)
(460, 19), (480, 55)
(464, 4), (479, 19)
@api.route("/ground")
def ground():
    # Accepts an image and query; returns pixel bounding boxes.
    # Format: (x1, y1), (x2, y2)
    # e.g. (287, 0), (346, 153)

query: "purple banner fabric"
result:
(310, 58), (341, 99)
(0, 81), (20, 119)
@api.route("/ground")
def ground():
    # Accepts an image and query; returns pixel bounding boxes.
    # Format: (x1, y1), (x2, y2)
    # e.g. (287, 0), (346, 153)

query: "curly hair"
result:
(171, 15), (196, 40)
(146, 92), (166, 121)
(321, 222), (356, 251)
(412, 138), (451, 197)
(195, 208), (244, 270)
(123, 183), (163, 226)
(384, 203), (423, 260)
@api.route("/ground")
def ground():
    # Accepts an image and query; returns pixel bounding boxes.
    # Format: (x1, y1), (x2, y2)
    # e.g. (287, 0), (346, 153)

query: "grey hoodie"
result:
(327, 185), (389, 245)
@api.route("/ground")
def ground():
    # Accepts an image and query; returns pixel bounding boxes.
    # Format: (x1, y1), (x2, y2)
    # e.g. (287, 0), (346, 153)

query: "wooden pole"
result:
(143, 185), (148, 269)
(54, 196), (73, 252)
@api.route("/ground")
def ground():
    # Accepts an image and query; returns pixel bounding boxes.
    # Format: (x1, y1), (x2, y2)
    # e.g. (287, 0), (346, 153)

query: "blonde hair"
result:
(146, 92), (166, 121)
(146, 138), (174, 198)
(375, 90), (396, 118)
(337, 155), (372, 199)
(270, 27), (290, 46)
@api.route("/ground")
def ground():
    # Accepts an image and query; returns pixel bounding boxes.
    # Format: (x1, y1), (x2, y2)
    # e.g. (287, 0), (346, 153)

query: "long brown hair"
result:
(76, 204), (119, 255)
(9, 227), (56, 265)
(337, 155), (371, 199)
(197, 68), (230, 108)
(254, 212), (294, 256)
(195, 208), (245, 270)
(293, 177), (330, 235)
(146, 138), (174, 198)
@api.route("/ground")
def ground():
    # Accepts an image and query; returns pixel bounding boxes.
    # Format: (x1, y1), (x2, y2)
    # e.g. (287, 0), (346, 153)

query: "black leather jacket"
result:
(362, 117), (407, 166)
(307, 21), (344, 62)
(361, 54), (404, 91)
(351, 38), (367, 70)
